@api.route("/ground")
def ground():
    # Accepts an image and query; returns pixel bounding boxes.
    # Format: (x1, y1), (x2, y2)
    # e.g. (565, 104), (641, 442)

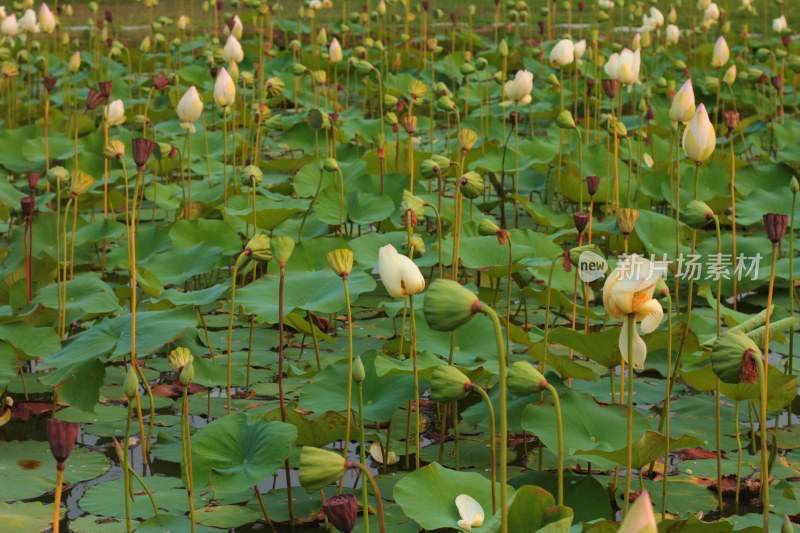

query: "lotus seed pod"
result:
(507, 361), (547, 396)
(458, 128), (478, 151)
(568, 243), (602, 269)
(430, 365), (472, 402)
(478, 218), (502, 237)
(271, 235), (295, 265)
(323, 158), (339, 172)
(168, 347), (194, 373)
(69, 171), (95, 196)
(683, 199), (714, 229)
(103, 140), (125, 160)
(326, 248), (354, 278)
(423, 279), (481, 331)
(459, 171), (484, 199)
(244, 233), (272, 263)
(299, 446), (347, 492)
(556, 109), (576, 129)
(616, 207), (639, 235)
(763, 213), (788, 243)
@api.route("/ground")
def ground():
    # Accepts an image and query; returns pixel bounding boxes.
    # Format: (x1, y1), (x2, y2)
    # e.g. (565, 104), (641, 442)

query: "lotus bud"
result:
(131, 138), (157, 170)
(459, 171), (484, 199)
(47, 419), (80, 470)
(430, 365), (472, 402)
(791, 176), (800, 195)
(123, 365), (139, 399)
(618, 491), (657, 533)
(326, 249), (354, 279)
(350, 356), (366, 383)
(271, 235), (295, 265)
(423, 279), (482, 331)
(669, 79), (696, 123)
(555, 109), (576, 129)
(723, 64), (736, 86)
(322, 493), (359, 533)
(782, 515), (794, 533)
(507, 361), (547, 396)
(180, 360), (195, 386)
(68, 51), (81, 73)
(683, 199), (714, 229)
(763, 213), (788, 243)
(616, 207), (639, 235)
(244, 233), (272, 263)
(44, 75), (58, 93)
(499, 38), (508, 57)
(682, 104), (716, 162)
(299, 446), (347, 492)
(104, 140), (125, 160)
(703, 76), (720, 94)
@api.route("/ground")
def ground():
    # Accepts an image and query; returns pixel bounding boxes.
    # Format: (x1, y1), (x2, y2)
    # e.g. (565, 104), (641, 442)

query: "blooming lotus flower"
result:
(773, 15), (788, 33)
(104, 99), (126, 126)
(368, 442), (399, 465)
(377, 244), (425, 298)
(605, 48), (640, 85)
(603, 254), (664, 369)
(177, 15), (189, 30)
(723, 64), (737, 85)
(712, 36), (729, 67)
(1, 14), (18, 37)
(214, 67), (236, 107)
(649, 7), (664, 27)
(177, 86), (203, 132)
(618, 491), (658, 533)
(550, 39), (575, 67)
(683, 103), (716, 162)
(19, 9), (38, 33)
(226, 14), (243, 39)
(739, 0), (756, 14)
(39, 3), (56, 33)
(598, 0), (614, 9)
(455, 494), (484, 531)
(68, 51), (81, 73)
(329, 37), (343, 62)
(504, 69), (533, 104)
(669, 79), (696, 123)
(223, 34), (244, 64)
(574, 39), (587, 60)
(665, 24), (679, 45)
(704, 3), (720, 24)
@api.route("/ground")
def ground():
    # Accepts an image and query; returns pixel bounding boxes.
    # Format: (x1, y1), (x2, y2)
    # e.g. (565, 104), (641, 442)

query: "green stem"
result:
(661, 292), (673, 519)
(752, 353), (769, 530)
(182, 385), (196, 533)
(480, 304), (508, 533)
(341, 277), (355, 471)
(473, 386), (497, 513)
(226, 253), (246, 415)
(545, 383), (564, 506)
(734, 400), (742, 508)
(358, 382), (369, 533)
(624, 313), (635, 516)
(123, 402), (133, 533)
(714, 215), (723, 511)
(410, 294), (421, 469)
(542, 256), (561, 378)
(350, 462), (386, 533)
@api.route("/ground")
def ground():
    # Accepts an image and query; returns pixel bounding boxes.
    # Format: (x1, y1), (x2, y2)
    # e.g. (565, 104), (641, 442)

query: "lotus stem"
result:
(358, 380), (369, 533)
(277, 261), (295, 527)
(753, 353), (769, 530)
(182, 384), (196, 533)
(226, 252), (247, 415)
(544, 382), (564, 506)
(340, 275), (355, 480)
(473, 385), (497, 513)
(624, 312), (635, 516)
(123, 401), (133, 533)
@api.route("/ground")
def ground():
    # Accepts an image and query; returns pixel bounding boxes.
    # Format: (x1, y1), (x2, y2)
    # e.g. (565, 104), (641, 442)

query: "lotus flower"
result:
(19, 9), (38, 33)
(550, 39), (575, 67)
(704, 3), (720, 24)
(773, 15), (788, 33)
(377, 244), (425, 298)
(177, 86), (203, 131)
(669, 79), (696, 123)
(214, 67), (236, 107)
(39, 3), (56, 33)
(682, 103), (716, 162)
(712, 36), (729, 67)
(605, 48), (640, 84)
(1, 14), (18, 37)
(504, 69), (533, 104)
(618, 491), (657, 532)
(665, 24), (679, 45)
(455, 494), (484, 531)
(602, 254), (664, 369)
(329, 37), (343, 62)
(223, 34), (244, 64)
(104, 99), (126, 126)
(68, 51), (81, 73)
(226, 14), (243, 39)
(723, 64), (737, 85)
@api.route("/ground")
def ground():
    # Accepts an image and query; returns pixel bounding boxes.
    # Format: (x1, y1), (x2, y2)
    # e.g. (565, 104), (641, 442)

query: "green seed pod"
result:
(782, 515), (795, 533)
(69, 171), (95, 196)
(180, 360), (195, 385)
(271, 235), (295, 265)
(711, 330), (762, 384)
(478, 218), (502, 237)
(568, 243), (602, 269)
(683, 199), (714, 229)
(556, 109), (576, 129)
(423, 279), (481, 332)
(406, 234), (426, 256)
(323, 158), (339, 172)
(616, 207), (639, 235)
(48, 166), (70, 183)
(459, 171), (484, 199)
(430, 365), (472, 402)
(103, 140), (125, 160)
(299, 446), (347, 492)
(507, 361), (547, 396)
(244, 233), (272, 263)
(242, 165), (263, 184)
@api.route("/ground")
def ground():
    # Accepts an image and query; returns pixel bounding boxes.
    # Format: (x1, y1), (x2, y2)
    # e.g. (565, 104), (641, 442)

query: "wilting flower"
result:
(104, 99), (126, 126)
(223, 34), (244, 63)
(131, 138), (157, 170)
(712, 36), (730, 67)
(550, 39), (575, 67)
(773, 15), (788, 33)
(618, 491), (657, 533)
(602, 254), (664, 369)
(377, 244), (425, 298)
(177, 86), (203, 131)
(669, 79), (695, 123)
(214, 67), (236, 107)
(683, 103), (716, 162)
(605, 48), (640, 84)
(369, 442), (399, 465)
(455, 494), (484, 531)
(665, 24), (679, 45)
(504, 69), (533, 104)
(39, 3), (56, 33)
(322, 494), (358, 533)
(47, 419), (80, 469)
(329, 37), (343, 62)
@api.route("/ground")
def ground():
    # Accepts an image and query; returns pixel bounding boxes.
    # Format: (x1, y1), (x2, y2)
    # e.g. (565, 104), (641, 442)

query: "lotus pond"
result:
(1, 0), (800, 532)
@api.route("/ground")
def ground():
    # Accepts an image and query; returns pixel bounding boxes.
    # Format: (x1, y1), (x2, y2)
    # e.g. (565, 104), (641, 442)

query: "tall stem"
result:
(350, 462), (386, 533)
(753, 353), (769, 530)
(623, 313), (635, 516)
(341, 277), (355, 478)
(410, 294), (421, 469)
(480, 305), (508, 533)
(226, 254), (245, 415)
(473, 386), (497, 513)
(661, 292), (673, 518)
(358, 382), (369, 533)
(182, 386), (196, 533)
(278, 261), (295, 527)
(545, 383), (564, 506)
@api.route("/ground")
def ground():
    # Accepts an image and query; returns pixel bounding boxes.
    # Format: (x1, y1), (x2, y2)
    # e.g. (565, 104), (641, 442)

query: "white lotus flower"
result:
(773, 15), (788, 33)
(712, 36), (729, 68)
(329, 37), (343, 62)
(704, 3), (720, 24)
(223, 34), (244, 64)
(104, 99), (126, 126)
(504, 69), (533, 104)
(606, 48), (640, 84)
(550, 39), (575, 67)
(368, 442), (399, 465)
(377, 244), (425, 299)
(214, 67), (236, 107)
(39, 3), (56, 34)
(1, 14), (19, 37)
(177, 86), (203, 131)
(618, 491), (658, 533)
(665, 24), (679, 45)
(574, 39), (587, 59)
(177, 15), (189, 30)
(19, 9), (38, 33)
(455, 494), (484, 531)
